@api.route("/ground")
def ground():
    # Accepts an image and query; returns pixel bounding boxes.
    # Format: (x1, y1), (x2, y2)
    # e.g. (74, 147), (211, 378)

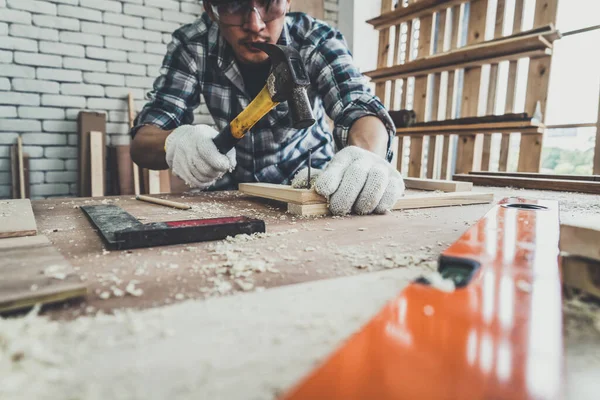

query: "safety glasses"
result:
(208, 0), (287, 26)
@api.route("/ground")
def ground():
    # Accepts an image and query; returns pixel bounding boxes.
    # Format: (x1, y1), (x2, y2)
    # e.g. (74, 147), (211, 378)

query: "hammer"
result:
(212, 42), (316, 154)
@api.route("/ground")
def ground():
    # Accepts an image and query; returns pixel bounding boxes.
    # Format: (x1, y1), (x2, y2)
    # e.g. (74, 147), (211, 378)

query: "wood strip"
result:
(128, 93), (141, 196)
(239, 183), (326, 205)
(396, 136), (405, 173)
(287, 191), (493, 216)
(90, 130), (105, 197)
(375, 0), (394, 102)
(454, 135), (476, 174)
(78, 112), (106, 197)
(560, 223), (600, 261)
(367, 0), (467, 29)
(440, 135), (451, 179)
(10, 145), (29, 199)
(390, 23), (402, 108)
(159, 170), (172, 193)
(0, 235), (51, 250)
(0, 239), (86, 314)
(17, 136), (25, 199)
(148, 170), (161, 194)
(365, 34), (553, 81)
(594, 93), (600, 175)
(115, 145), (135, 195)
(404, 177), (473, 192)
(534, 0), (559, 27)
(0, 199), (37, 239)
(398, 125), (544, 135)
(468, 171), (600, 182)
(136, 195), (191, 210)
(453, 174), (600, 194)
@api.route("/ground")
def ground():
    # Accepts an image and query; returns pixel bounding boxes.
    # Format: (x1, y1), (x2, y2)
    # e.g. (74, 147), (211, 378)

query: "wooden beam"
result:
(397, 119), (544, 135)
(90, 130), (105, 198)
(468, 171), (600, 182)
(287, 191), (493, 216)
(0, 199), (37, 239)
(404, 177), (473, 192)
(453, 174), (600, 194)
(367, 0), (467, 30)
(239, 183), (326, 205)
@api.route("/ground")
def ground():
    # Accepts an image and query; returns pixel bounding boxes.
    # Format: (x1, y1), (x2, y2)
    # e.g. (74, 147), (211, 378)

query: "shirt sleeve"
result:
(306, 26), (396, 161)
(130, 31), (202, 137)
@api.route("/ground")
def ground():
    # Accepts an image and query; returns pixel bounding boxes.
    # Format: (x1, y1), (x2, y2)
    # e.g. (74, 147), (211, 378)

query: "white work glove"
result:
(165, 124), (236, 189)
(292, 146), (405, 216)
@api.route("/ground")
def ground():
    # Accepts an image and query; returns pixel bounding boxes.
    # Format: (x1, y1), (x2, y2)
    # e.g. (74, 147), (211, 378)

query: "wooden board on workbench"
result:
(0, 235), (87, 313)
(239, 182), (326, 205)
(454, 174), (600, 194)
(0, 199), (37, 239)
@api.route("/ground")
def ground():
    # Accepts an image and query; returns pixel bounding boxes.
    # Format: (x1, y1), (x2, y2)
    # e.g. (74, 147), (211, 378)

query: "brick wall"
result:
(0, 0), (339, 199)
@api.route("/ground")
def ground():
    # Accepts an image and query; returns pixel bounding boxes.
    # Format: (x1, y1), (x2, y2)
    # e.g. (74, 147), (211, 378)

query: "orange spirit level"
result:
(282, 198), (563, 400)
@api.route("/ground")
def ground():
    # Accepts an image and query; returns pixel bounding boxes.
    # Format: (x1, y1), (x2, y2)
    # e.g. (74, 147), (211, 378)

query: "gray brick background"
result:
(0, 0), (340, 199)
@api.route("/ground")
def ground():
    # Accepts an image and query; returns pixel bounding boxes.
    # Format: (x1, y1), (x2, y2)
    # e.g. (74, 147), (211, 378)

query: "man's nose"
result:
(243, 7), (266, 33)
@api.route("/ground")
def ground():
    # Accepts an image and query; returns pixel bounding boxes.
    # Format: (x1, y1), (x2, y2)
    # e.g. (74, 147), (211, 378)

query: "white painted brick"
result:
(41, 94), (86, 108)
(12, 78), (60, 94)
(162, 33), (172, 44)
(124, 27), (162, 42)
(81, 21), (123, 37)
(0, 36), (38, 52)
(7, 0), (57, 15)
(0, 9), (32, 25)
(104, 86), (145, 99)
(43, 120), (77, 133)
(37, 67), (83, 82)
(106, 122), (129, 134)
(30, 171), (45, 182)
(144, 0), (179, 11)
(145, 42), (167, 55)
(128, 52), (163, 65)
(107, 61), (145, 76)
(33, 15), (80, 31)
(18, 106), (65, 120)
(103, 12), (143, 28)
(31, 184), (70, 197)
(0, 106), (17, 118)
(86, 46), (127, 61)
(60, 31), (104, 47)
(109, 135), (131, 146)
(0, 132), (19, 144)
(125, 75), (154, 89)
(120, 0), (143, 4)
(108, 110), (128, 123)
(22, 145), (44, 158)
(67, 134), (77, 146)
(30, 159), (65, 171)
(0, 160), (9, 171)
(180, 2), (204, 14)
(22, 133), (66, 145)
(58, 4), (102, 22)
(51, 0), (78, 4)
(105, 37), (144, 52)
(143, 18), (180, 33)
(123, 3), (161, 19)
(0, 23), (7, 36)
(44, 146), (77, 159)
(9, 24), (59, 41)
(64, 57), (107, 72)
(46, 170), (77, 182)
(0, 50), (12, 63)
(0, 77), (9, 90)
(60, 83), (105, 96)
(79, 0), (122, 13)
(0, 92), (40, 105)
(14, 51), (62, 68)
(162, 10), (197, 24)
(0, 172), (11, 185)
(147, 64), (161, 77)
(40, 41), (84, 57)
(0, 119), (42, 132)
(87, 97), (127, 110)
(83, 72), (124, 86)
(0, 146), (10, 158)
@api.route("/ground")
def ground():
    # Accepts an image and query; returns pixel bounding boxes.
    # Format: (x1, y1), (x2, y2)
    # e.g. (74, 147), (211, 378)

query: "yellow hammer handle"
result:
(230, 85), (279, 139)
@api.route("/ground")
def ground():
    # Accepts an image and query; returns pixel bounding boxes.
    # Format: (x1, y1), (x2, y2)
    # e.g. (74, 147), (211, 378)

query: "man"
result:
(130, 0), (405, 215)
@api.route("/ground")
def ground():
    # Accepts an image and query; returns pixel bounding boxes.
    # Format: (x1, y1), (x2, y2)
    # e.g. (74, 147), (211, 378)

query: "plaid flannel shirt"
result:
(132, 12), (396, 190)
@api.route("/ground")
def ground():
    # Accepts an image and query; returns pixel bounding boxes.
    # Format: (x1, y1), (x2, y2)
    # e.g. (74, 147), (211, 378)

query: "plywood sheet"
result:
(0, 236), (87, 313)
(0, 199), (37, 239)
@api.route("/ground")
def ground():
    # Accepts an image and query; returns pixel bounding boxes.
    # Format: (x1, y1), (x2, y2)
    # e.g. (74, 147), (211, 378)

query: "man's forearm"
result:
(130, 125), (173, 170)
(348, 116), (389, 159)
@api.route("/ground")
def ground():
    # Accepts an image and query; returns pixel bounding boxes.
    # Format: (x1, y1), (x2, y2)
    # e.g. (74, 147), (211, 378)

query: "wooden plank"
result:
(390, 23), (402, 108)
(239, 183), (326, 205)
(90, 130), (105, 197)
(404, 177), (473, 192)
(0, 239), (86, 314)
(365, 34), (552, 82)
(396, 136), (405, 173)
(287, 191), (493, 216)
(128, 93), (141, 196)
(11, 145), (30, 199)
(159, 170), (172, 193)
(453, 174), (600, 194)
(454, 135), (476, 174)
(517, 133), (543, 172)
(17, 135), (25, 199)
(0, 199), (37, 239)
(367, 0), (467, 29)
(398, 125), (543, 135)
(0, 235), (51, 250)
(468, 171), (600, 182)
(560, 223), (600, 262)
(399, 119), (544, 134)
(78, 112), (106, 197)
(593, 92), (600, 175)
(375, 0), (394, 102)
(115, 145), (135, 195)
(148, 170), (161, 194)
(533, 0), (559, 27)
(440, 135), (451, 179)
(408, 136), (425, 177)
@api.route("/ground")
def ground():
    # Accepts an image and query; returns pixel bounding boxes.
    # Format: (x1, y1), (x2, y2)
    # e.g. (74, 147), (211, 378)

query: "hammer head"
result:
(252, 42), (316, 130)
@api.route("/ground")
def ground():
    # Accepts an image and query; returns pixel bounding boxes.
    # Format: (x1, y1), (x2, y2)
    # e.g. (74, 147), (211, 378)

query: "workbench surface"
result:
(30, 186), (599, 318)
